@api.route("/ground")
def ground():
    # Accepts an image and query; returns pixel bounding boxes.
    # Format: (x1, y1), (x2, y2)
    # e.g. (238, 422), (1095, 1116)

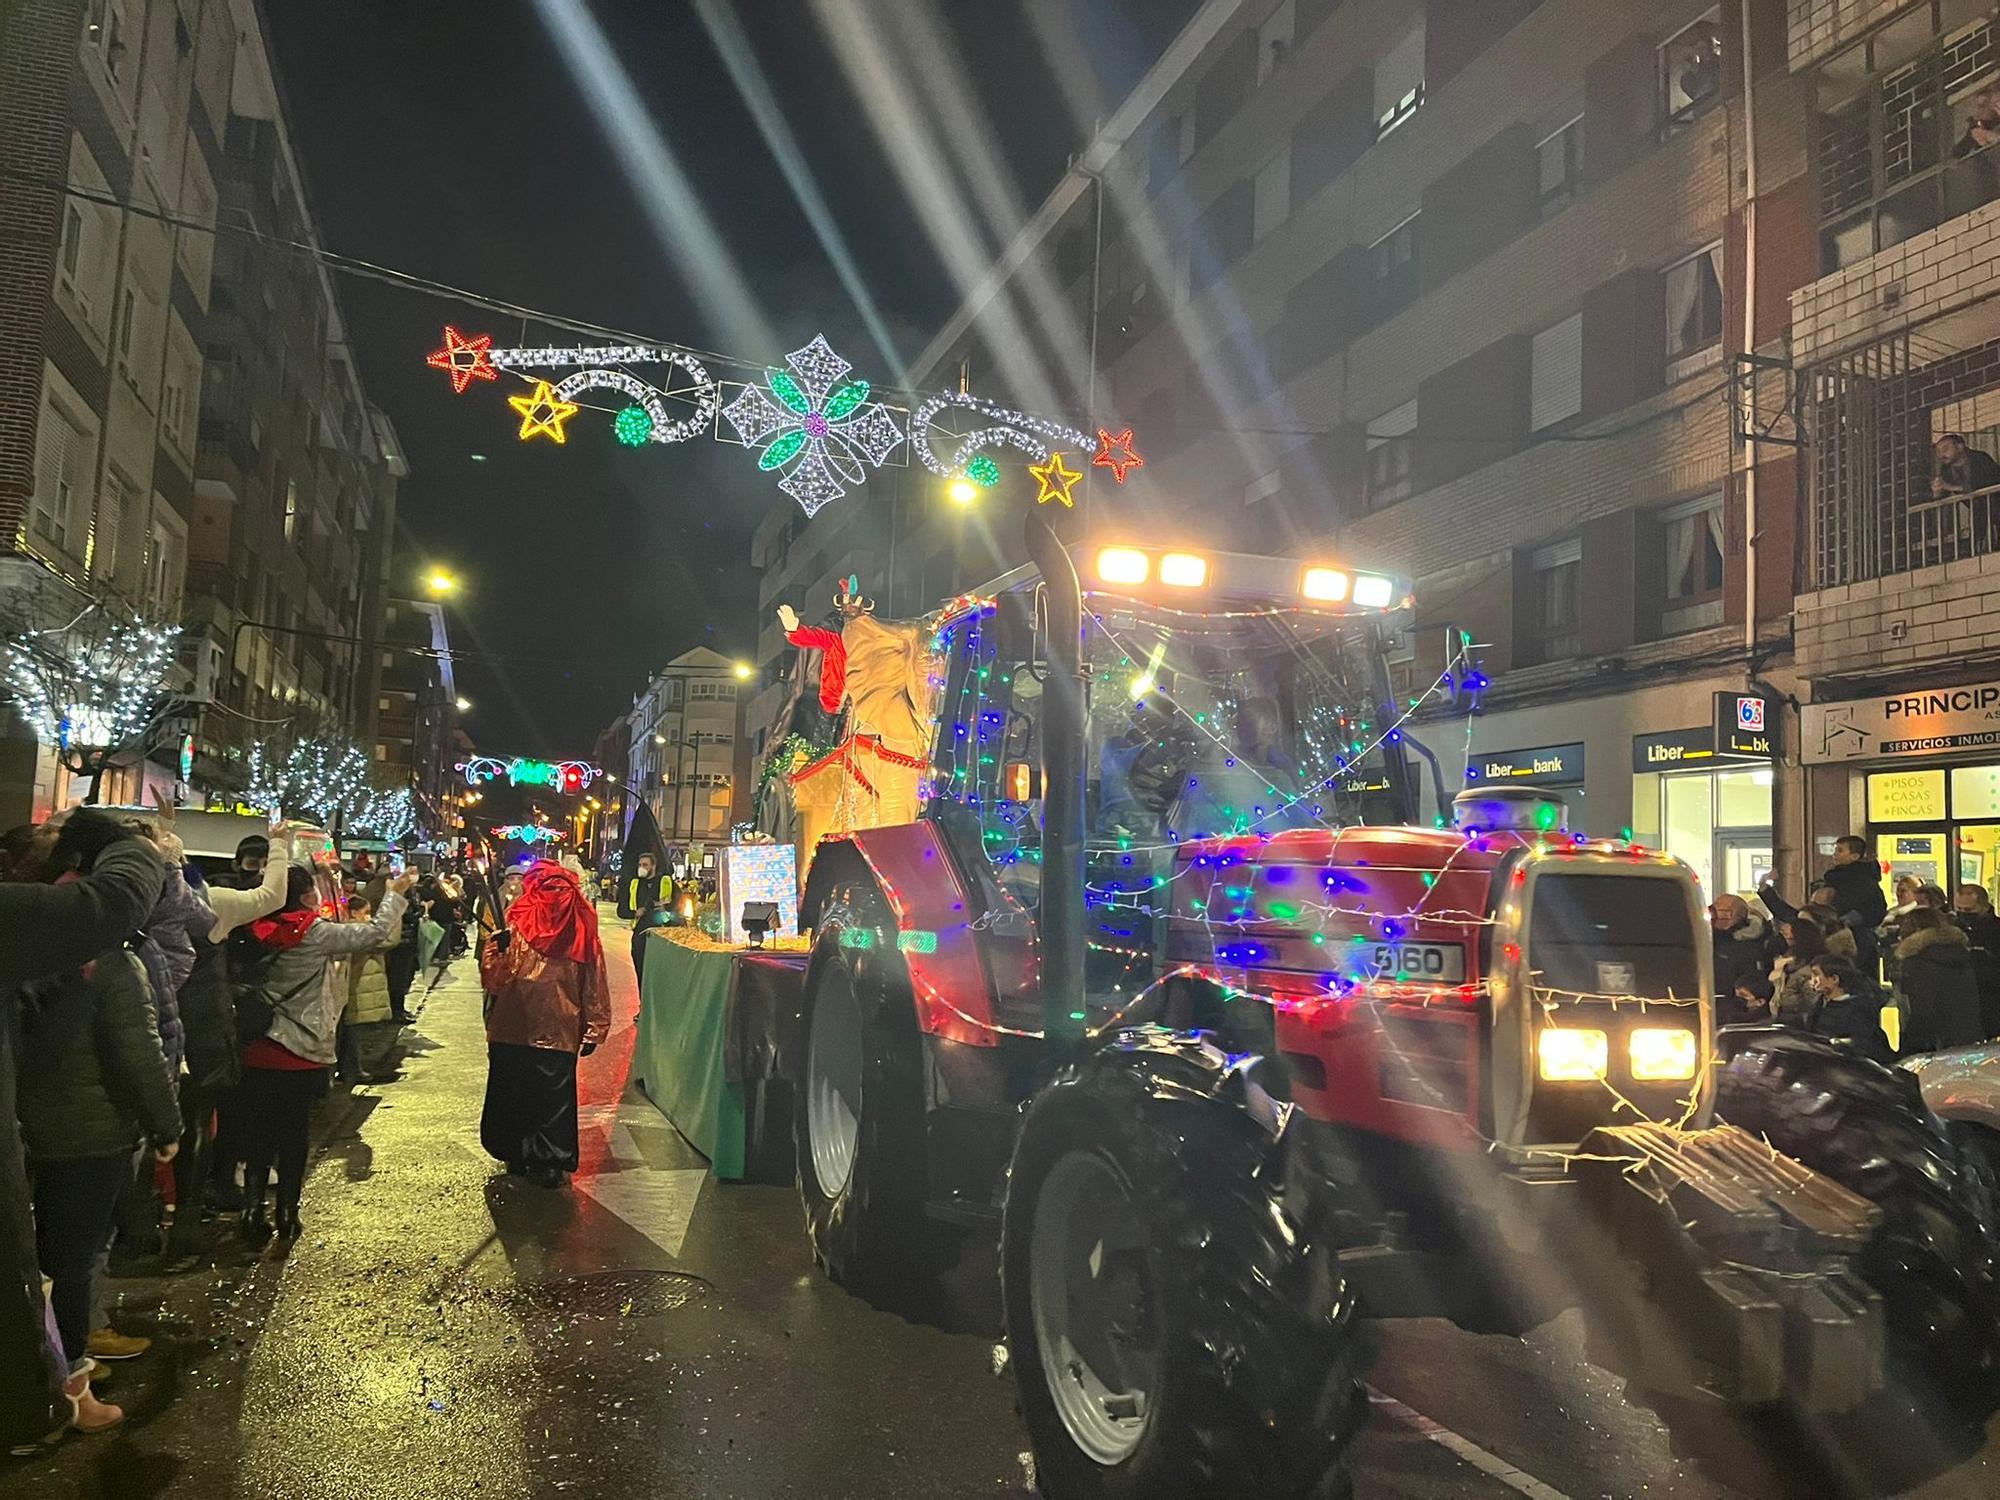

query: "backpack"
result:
(226, 925), (318, 1044)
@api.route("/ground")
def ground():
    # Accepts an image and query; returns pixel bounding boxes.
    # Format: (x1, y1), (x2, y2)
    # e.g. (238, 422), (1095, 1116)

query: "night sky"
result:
(263, 0), (1196, 756)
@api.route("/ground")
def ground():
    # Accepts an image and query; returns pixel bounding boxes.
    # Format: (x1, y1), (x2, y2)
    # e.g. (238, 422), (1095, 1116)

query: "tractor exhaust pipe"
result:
(1025, 510), (1087, 1054)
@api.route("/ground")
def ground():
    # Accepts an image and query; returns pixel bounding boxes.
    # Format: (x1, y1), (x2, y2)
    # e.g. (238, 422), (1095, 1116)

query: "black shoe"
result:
(240, 1210), (273, 1245)
(526, 1165), (565, 1189)
(275, 1215), (301, 1243)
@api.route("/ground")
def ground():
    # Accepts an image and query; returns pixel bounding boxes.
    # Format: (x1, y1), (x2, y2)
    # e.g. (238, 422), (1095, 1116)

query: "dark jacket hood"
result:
(1898, 923), (1973, 964)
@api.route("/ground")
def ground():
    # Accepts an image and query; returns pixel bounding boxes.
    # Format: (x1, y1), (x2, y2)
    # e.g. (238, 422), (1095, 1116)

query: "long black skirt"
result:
(481, 1043), (580, 1174)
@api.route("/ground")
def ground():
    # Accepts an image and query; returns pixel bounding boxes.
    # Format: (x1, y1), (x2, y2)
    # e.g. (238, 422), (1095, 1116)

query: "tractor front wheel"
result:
(1002, 1034), (1364, 1500)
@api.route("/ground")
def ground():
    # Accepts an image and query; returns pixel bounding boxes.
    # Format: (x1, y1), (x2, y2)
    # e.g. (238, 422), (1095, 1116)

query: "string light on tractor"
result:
(723, 334), (906, 516)
(1092, 427), (1144, 483)
(508, 380), (580, 443)
(1029, 451), (1082, 507)
(426, 326), (497, 393)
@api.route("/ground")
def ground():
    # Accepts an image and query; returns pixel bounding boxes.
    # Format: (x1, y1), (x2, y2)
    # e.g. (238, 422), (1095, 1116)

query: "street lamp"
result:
(732, 660), (754, 681)
(424, 569), (460, 597)
(947, 477), (979, 505)
(454, 696), (472, 713)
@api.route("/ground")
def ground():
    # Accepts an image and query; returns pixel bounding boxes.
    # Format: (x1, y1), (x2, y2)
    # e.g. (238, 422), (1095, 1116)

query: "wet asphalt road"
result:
(6, 914), (1998, 1500)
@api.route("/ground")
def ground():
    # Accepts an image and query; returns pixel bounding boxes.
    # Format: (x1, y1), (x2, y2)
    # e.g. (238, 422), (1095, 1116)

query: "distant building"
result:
(624, 646), (748, 852)
(0, 0), (401, 823)
(373, 597), (457, 833)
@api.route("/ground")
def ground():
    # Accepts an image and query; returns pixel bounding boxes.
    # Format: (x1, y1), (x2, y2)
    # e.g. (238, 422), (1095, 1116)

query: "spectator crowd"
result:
(1710, 833), (2000, 1063)
(0, 810), (481, 1457)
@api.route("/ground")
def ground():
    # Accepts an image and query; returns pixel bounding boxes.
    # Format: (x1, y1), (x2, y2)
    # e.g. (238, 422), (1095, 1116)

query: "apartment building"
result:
(0, 0), (401, 822)
(1783, 0), (2000, 905)
(624, 646), (750, 853)
(0, 0), (236, 820)
(854, 0), (1830, 901)
(373, 596), (457, 831)
(183, 3), (402, 794)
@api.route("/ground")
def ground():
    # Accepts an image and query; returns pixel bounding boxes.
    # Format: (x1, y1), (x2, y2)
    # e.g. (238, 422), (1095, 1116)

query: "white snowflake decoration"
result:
(723, 335), (905, 515)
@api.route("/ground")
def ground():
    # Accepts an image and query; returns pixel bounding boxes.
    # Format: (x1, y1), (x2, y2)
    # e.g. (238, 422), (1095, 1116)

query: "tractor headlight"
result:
(1629, 1027), (1698, 1081)
(1538, 1027), (1608, 1081)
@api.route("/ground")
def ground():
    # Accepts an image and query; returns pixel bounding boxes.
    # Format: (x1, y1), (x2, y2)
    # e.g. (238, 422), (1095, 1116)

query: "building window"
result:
(1364, 398), (1417, 511)
(1661, 8), (1723, 130)
(32, 406), (86, 553)
(1374, 17), (1426, 138)
(283, 480), (297, 541)
(1530, 313), (1583, 432)
(689, 680), (736, 701)
(116, 286), (136, 361)
(1536, 114), (1583, 218)
(1252, 146), (1290, 240)
(1368, 212), (1420, 317)
(1663, 243), (1723, 370)
(1258, 0), (1294, 84)
(1816, 12), (1999, 272)
(60, 205), (84, 280)
(1525, 540), (1582, 663)
(1659, 494), (1726, 633)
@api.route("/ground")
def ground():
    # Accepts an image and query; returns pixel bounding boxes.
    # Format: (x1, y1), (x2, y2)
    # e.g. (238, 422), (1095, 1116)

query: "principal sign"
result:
(1466, 742), (1585, 787)
(1802, 682), (2000, 763)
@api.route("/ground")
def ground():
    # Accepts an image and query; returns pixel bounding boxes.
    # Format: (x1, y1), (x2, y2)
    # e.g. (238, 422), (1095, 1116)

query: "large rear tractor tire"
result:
(1003, 1030), (1365, 1500)
(1716, 1032), (2000, 1414)
(795, 879), (944, 1291)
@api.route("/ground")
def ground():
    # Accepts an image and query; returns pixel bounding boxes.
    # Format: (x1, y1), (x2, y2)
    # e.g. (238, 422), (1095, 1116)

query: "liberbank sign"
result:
(1803, 682), (2000, 764)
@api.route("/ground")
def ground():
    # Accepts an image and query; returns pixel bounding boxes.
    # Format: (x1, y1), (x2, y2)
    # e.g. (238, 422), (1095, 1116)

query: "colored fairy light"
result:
(1030, 450), (1083, 507)
(911, 390), (1088, 481)
(966, 454), (1002, 487)
(509, 379), (580, 443)
(1092, 427), (1144, 483)
(722, 334), (905, 515)
(459, 756), (601, 792)
(615, 404), (653, 445)
(427, 326), (498, 393)
(494, 824), (565, 845)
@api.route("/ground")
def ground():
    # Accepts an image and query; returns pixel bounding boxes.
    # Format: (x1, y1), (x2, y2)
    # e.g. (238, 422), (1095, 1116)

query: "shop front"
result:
(1803, 681), (2000, 906)
(1630, 692), (1777, 900)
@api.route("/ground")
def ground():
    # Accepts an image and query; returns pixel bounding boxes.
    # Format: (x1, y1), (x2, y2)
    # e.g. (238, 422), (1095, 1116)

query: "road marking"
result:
(1367, 1386), (1572, 1500)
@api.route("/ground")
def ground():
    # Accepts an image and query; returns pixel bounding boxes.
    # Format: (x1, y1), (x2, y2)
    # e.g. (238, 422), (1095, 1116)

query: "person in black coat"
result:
(1806, 956), (1894, 1065)
(1952, 884), (2000, 1038)
(1892, 908), (1986, 1053)
(1823, 836), (1889, 931)
(1710, 894), (1777, 1002)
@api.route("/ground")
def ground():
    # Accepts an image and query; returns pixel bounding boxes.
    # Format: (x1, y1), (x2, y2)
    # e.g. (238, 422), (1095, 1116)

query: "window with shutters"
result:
(1530, 314), (1583, 431)
(1367, 213), (1420, 319)
(1365, 398), (1417, 511)
(1536, 114), (1583, 218)
(94, 470), (132, 581)
(1815, 8), (1999, 272)
(1253, 147), (1290, 240)
(1524, 540), (1582, 664)
(1374, 18), (1425, 138)
(1658, 494), (1725, 634)
(1192, 182), (1254, 290)
(1663, 243), (1724, 372)
(1660, 9), (1723, 131)
(60, 205), (84, 281)
(1258, 0), (1295, 84)
(32, 405), (87, 553)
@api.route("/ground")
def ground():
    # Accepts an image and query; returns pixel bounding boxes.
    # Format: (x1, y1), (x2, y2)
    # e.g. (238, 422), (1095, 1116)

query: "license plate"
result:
(1364, 942), (1465, 983)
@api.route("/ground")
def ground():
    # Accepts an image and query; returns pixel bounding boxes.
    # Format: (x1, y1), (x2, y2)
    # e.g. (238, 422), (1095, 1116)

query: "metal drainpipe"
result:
(1739, 0), (1760, 658)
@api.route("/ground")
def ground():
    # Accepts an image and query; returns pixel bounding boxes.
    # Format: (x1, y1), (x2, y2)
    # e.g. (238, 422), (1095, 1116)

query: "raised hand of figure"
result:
(777, 603), (800, 633)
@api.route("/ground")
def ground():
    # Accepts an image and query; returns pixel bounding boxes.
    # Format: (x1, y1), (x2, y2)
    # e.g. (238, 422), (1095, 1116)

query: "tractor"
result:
(790, 514), (1999, 1499)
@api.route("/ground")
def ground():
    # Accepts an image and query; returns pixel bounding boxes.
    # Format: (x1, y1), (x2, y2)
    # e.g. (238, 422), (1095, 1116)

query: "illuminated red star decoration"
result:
(427, 325), (497, 393)
(1092, 427), (1144, 483)
(508, 379), (580, 443)
(1030, 450), (1082, 507)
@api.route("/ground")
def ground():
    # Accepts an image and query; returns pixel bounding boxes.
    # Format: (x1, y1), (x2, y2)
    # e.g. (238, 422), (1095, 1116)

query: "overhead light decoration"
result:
(911, 390), (1089, 491)
(426, 325), (497, 393)
(722, 334), (905, 515)
(1030, 450), (1082, 507)
(459, 756), (602, 792)
(614, 404), (653, 446)
(494, 823), (565, 845)
(508, 379), (581, 443)
(1092, 427), (1144, 483)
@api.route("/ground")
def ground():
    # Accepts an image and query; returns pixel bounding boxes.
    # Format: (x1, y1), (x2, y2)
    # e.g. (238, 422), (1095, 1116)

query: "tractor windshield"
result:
(1082, 598), (1395, 844)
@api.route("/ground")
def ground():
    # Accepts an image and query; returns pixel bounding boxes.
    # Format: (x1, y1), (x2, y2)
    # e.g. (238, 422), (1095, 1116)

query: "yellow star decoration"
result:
(508, 379), (580, 444)
(1030, 450), (1082, 507)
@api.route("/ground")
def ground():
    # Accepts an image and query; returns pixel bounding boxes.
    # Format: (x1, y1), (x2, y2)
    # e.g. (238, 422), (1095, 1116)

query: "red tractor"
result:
(791, 515), (1999, 1498)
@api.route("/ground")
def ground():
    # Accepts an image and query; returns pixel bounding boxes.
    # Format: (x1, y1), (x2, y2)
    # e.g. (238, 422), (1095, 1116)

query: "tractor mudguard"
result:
(1716, 1031), (2000, 1414)
(1003, 1028), (1364, 1500)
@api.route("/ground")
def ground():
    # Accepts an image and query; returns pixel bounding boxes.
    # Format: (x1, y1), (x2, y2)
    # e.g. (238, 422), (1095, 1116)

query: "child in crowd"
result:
(335, 896), (401, 1085)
